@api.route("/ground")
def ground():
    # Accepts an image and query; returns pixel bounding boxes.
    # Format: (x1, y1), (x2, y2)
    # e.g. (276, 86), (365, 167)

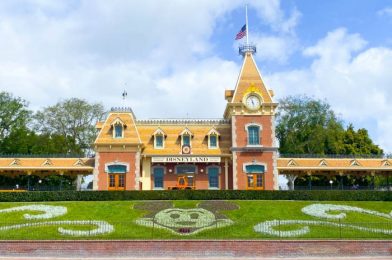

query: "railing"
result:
(0, 154), (86, 158)
(279, 153), (392, 159)
(0, 220), (390, 240)
(292, 185), (392, 191)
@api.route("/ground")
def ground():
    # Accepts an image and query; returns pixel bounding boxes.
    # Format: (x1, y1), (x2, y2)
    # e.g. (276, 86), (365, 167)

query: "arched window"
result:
(107, 164), (127, 173)
(207, 166), (220, 189)
(247, 125), (260, 145)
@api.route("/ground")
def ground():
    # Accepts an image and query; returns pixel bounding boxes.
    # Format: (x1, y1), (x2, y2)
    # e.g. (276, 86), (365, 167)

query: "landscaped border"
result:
(0, 190), (391, 202)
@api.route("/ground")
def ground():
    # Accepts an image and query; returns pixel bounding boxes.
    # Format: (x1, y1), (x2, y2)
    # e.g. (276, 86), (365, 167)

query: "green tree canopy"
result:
(276, 95), (383, 156)
(34, 98), (106, 154)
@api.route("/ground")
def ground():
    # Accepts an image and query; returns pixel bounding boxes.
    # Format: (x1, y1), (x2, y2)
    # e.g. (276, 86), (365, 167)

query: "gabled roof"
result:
(207, 128), (220, 136)
(152, 128), (167, 136)
(179, 127), (193, 136)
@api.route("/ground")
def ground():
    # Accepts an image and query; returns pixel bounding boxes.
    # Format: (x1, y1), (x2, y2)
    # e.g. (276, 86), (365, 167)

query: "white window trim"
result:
(245, 123), (262, 147)
(207, 165), (221, 190)
(151, 165), (166, 190)
(243, 162), (267, 174)
(154, 134), (165, 149)
(208, 134), (219, 149)
(104, 162), (130, 173)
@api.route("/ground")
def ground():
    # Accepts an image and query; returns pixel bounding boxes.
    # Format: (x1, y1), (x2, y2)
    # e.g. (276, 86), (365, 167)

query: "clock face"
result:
(245, 95), (261, 110)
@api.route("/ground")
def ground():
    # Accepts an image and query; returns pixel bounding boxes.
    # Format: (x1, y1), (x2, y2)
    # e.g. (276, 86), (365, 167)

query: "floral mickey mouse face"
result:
(134, 201), (239, 235)
(154, 208), (216, 228)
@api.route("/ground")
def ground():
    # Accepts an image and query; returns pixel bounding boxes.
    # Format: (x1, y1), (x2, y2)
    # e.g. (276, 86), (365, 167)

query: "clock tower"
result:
(224, 45), (279, 190)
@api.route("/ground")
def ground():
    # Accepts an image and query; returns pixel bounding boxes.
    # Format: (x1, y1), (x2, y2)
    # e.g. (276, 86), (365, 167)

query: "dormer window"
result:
(114, 124), (123, 138)
(182, 134), (190, 146)
(180, 128), (193, 147)
(207, 128), (220, 149)
(153, 128), (166, 149)
(246, 124), (261, 146)
(111, 117), (126, 139)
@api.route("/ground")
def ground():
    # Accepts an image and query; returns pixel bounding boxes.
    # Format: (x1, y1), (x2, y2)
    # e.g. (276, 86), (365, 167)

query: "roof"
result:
(137, 121), (232, 156)
(277, 158), (392, 171)
(0, 158), (94, 172)
(231, 52), (274, 104)
(94, 111), (141, 145)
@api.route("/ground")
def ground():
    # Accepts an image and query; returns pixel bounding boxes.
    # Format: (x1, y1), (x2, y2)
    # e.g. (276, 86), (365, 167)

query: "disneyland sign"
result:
(151, 156), (221, 163)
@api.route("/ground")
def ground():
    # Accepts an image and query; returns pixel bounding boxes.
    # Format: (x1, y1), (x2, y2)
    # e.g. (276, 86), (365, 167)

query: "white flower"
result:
(0, 205), (67, 219)
(0, 220), (114, 236)
(301, 204), (392, 220)
(254, 219), (392, 237)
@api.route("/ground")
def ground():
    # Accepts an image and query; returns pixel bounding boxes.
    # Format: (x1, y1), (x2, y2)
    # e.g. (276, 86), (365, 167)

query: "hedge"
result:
(0, 190), (391, 202)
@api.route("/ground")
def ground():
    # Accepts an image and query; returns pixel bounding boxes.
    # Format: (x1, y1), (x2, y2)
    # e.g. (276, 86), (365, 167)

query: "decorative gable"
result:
(9, 159), (21, 166)
(350, 159), (361, 167)
(382, 160), (391, 167)
(179, 128), (193, 137)
(74, 159), (85, 166)
(207, 128), (220, 136)
(287, 159), (298, 167)
(319, 159), (328, 167)
(152, 128), (166, 137)
(42, 159), (53, 166)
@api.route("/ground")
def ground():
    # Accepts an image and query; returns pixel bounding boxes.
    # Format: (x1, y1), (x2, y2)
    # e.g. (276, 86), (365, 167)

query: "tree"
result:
(0, 92), (32, 153)
(276, 95), (345, 155)
(34, 98), (106, 154)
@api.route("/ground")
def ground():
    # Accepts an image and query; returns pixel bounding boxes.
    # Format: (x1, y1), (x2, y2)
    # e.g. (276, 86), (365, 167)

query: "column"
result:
(307, 171), (312, 190)
(224, 158), (229, 190)
(141, 157), (152, 190)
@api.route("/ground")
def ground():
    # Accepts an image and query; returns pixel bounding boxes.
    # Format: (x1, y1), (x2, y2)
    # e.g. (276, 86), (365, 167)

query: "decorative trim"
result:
(137, 119), (230, 125)
(104, 162), (130, 173)
(243, 162), (267, 173)
(135, 151), (141, 190)
(93, 152), (100, 190)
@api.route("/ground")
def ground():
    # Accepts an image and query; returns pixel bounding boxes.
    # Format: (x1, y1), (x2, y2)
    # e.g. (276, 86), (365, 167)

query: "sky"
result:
(0, 0), (391, 153)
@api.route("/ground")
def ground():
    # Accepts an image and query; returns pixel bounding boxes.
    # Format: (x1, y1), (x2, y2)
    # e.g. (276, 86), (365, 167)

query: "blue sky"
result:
(0, 0), (391, 152)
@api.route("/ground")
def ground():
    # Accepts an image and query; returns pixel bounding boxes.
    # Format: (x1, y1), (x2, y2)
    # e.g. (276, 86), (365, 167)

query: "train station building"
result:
(0, 46), (391, 191)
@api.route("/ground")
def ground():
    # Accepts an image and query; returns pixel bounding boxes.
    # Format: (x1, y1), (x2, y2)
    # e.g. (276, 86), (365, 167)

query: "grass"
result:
(0, 200), (390, 240)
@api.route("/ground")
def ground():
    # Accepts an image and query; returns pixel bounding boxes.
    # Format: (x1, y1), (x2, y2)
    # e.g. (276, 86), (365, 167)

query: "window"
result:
(155, 134), (164, 148)
(248, 125), (260, 145)
(209, 135), (217, 148)
(114, 124), (123, 138)
(176, 165), (196, 174)
(208, 167), (219, 189)
(245, 164), (265, 173)
(153, 167), (164, 189)
(182, 134), (190, 146)
(107, 165), (127, 173)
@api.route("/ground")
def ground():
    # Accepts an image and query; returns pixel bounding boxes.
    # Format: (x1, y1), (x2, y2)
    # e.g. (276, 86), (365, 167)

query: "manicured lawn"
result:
(0, 200), (390, 240)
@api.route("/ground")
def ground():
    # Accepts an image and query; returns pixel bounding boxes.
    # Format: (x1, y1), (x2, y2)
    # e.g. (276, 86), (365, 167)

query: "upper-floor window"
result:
(153, 128), (166, 149)
(247, 125), (260, 145)
(207, 128), (220, 149)
(209, 135), (217, 148)
(114, 124), (123, 138)
(111, 117), (125, 139)
(155, 134), (164, 148)
(180, 128), (193, 147)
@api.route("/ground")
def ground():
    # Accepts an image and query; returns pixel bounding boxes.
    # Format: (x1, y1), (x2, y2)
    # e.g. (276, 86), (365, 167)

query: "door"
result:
(246, 174), (264, 190)
(108, 174), (126, 191)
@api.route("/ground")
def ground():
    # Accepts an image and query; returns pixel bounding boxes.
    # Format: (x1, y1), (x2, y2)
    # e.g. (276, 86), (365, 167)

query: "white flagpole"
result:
(246, 4), (249, 45)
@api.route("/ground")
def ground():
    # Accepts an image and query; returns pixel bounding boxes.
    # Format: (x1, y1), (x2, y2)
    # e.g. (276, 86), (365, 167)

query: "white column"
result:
(141, 157), (152, 190)
(224, 158), (229, 190)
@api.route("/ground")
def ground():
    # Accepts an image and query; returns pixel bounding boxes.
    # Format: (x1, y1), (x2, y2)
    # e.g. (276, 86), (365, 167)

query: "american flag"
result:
(235, 24), (246, 40)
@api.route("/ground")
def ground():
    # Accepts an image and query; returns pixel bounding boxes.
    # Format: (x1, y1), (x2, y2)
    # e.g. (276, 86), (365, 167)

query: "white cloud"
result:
(252, 34), (297, 63)
(265, 28), (392, 152)
(377, 7), (392, 16)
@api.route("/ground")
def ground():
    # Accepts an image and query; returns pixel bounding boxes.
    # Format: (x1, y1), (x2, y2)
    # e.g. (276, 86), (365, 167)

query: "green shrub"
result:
(0, 190), (390, 202)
